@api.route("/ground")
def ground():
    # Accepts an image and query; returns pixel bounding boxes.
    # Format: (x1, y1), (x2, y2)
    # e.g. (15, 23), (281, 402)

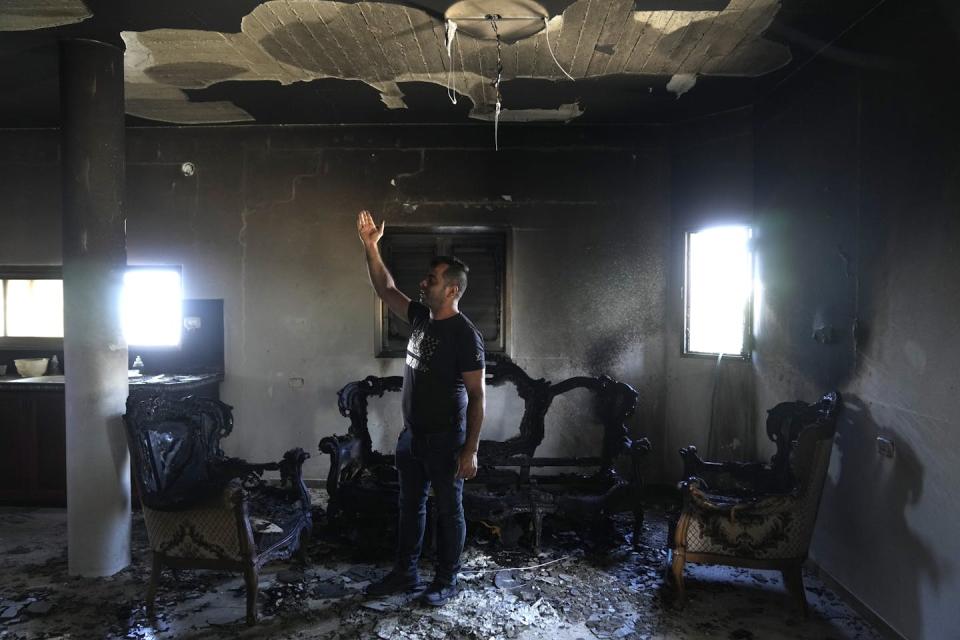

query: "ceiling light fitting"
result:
(442, 1), (574, 150)
(443, 0), (548, 41)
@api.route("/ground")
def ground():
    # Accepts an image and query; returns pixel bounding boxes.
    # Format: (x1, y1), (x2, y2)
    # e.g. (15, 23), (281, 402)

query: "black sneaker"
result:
(365, 570), (422, 597)
(419, 581), (457, 607)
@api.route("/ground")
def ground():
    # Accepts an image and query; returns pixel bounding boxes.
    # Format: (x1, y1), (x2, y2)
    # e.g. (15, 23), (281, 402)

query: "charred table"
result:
(320, 354), (651, 550)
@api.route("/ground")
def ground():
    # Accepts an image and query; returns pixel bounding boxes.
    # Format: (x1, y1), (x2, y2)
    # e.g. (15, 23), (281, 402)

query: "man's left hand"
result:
(456, 448), (478, 480)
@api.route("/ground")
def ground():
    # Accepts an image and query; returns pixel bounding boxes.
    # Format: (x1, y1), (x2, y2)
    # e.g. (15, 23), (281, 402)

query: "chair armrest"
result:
(211, 457), (280, 483)
(679, 445), (769, 494)
(680, 477), (798, 519)
(277, 447), (311, 507)
(319, 434), (362, 498)
(210, 450), (311, 504)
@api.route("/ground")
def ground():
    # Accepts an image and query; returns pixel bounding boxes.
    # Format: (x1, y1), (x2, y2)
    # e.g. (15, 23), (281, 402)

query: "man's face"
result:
(419, 263), (453, 309)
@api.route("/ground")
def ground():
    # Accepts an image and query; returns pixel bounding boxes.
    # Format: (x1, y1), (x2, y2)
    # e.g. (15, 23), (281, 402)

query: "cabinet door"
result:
(32, 392), (66, 504)
(0, 395), (26, 500)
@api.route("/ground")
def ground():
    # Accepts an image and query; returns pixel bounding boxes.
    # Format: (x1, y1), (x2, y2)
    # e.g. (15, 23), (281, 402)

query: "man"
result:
(357, 210), (486, 607)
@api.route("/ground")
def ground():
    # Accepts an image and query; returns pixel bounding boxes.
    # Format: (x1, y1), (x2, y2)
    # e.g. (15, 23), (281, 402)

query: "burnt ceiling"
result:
(0, 0), (889, 127)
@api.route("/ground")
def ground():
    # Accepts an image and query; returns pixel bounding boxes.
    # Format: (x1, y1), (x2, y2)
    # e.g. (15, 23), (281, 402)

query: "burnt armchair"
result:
(124, 395), (312, 625)
(669, 391), (842, 613)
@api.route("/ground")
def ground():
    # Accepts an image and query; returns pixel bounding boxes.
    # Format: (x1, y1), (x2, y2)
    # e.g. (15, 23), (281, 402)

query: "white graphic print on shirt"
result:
(406, 326), (439, 372)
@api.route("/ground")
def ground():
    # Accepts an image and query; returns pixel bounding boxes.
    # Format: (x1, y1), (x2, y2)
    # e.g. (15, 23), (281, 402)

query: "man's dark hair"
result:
(431, 255), (469, 299)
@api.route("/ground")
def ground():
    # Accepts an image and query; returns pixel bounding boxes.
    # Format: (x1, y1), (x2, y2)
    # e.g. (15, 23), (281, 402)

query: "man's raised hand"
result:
(357, 210), (385, 247)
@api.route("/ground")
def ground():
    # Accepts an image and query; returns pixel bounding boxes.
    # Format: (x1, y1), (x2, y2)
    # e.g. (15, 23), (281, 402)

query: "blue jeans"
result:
(395, 427), (466, 586)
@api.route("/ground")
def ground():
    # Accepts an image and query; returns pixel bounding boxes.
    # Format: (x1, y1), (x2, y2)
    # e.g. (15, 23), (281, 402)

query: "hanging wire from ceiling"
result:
(442, 10), (577, 150)
(445, 19), (459, 105)
(490, 14), (503, 151)
(543, 17), (575, 81)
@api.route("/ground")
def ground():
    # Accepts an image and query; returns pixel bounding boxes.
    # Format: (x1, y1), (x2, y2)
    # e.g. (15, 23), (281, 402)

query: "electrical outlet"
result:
(812, 325), (836, 344)
(876, 436), (895, 459)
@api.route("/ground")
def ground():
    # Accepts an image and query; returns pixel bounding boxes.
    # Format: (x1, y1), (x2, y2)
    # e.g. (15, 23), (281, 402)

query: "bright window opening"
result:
(0, 267), (183, 347)
(3, 279), (64, 337)
(122, 269), (182, 347)
(684, 225), (754, 358)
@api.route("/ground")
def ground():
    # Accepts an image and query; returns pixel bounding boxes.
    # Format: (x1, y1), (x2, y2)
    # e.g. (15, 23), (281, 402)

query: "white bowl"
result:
(14, 358), (49, 378)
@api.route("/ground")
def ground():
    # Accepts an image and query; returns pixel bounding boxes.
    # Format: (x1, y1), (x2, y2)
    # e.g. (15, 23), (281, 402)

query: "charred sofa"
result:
(319, 354), (651, 549)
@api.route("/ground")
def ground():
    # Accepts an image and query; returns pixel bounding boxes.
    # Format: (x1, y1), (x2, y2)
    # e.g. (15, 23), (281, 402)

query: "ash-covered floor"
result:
(0, 499), (883, 640)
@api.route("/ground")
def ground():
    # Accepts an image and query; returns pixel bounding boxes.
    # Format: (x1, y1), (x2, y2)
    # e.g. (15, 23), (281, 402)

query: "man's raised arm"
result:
(357, 210), (410, 320)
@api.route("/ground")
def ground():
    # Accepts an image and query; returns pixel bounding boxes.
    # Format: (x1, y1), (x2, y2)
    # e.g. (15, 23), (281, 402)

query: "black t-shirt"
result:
(402, 301), (485, 433)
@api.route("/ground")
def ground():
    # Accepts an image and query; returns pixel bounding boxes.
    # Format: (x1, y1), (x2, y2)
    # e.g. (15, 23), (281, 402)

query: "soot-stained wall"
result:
(664, 108), (756, 480)
(751, 3), (960, 638)
(0, 125), (671, 481)
(662, 4), (960, 636)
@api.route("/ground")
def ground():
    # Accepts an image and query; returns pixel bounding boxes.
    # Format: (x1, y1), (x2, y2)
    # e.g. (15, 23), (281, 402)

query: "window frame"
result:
(121, 265), (185, 348)
(681, 225), (755, 361)
(374, 226), (510, 358)
(0, 264), (184, 350)
(0, 266), (64, 350)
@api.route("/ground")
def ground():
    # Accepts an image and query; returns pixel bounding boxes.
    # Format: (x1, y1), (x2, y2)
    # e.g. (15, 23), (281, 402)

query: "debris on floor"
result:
(0, 497), (883, 640)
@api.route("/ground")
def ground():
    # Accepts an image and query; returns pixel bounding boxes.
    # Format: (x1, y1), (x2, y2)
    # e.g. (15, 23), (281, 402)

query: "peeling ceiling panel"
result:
(666, 72), (696, 97)
(125, 83), (255, 124)
(121, 0), (790, 125)
(0, 0), (91, 31)
(0, 0), (896, 127)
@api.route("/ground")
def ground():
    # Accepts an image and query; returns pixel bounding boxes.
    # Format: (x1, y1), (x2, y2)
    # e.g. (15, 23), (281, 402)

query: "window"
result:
(378, 229), (507, 357)
(3, 279), (63, 338)
(0, 266), (183, 348)
(0, 266), (63, 348)
(683, 225), (754, 358)
(121, 268), (183, 347)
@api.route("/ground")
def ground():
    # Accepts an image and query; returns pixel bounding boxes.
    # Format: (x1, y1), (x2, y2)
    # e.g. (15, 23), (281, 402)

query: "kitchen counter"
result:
(0, 372), (223, 506)
(0, 372), (223, 392)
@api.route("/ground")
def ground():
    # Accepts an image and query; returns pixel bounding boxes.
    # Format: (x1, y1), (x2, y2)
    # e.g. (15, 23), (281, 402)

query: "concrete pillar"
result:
(60, 39), (130, 576)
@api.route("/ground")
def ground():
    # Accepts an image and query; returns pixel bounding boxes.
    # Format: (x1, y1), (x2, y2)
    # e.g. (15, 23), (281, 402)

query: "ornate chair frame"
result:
(124, 395), (312, 625)
(320, 353), (651, 549)
(669, 391), (842, 613)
